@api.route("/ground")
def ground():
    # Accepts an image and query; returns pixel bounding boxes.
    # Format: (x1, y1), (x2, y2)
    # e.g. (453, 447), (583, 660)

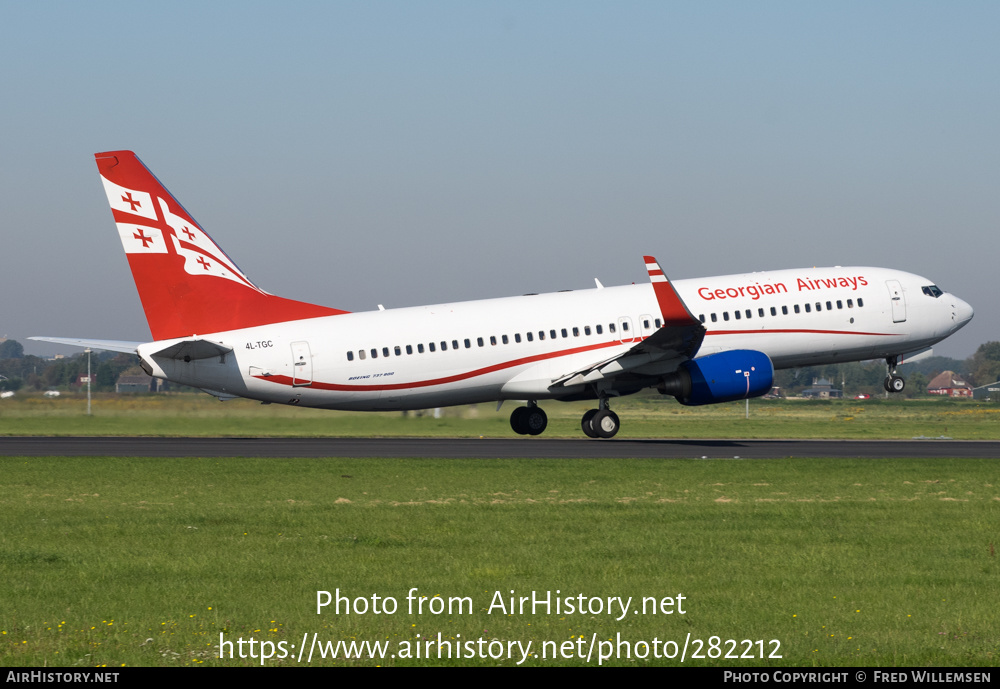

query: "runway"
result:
(2, 436), (999, 459)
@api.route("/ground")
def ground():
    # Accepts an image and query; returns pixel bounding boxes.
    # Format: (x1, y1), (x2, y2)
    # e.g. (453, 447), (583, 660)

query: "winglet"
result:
(643, 256), (701, 328)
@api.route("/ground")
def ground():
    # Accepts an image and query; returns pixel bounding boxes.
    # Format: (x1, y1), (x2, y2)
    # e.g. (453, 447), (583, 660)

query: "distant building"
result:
(115, 373), (165, 393)
(802, 378), (842, 399)
(927, 371), (973, 397)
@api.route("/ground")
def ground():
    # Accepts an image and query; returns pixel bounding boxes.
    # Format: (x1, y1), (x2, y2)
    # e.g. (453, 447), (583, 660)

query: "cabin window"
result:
(804, 303), (811, 313)
(477, 337), (484, 347)
(622, 321), (630, 331)
(734, 310), (741, 320)
(406, 345), (413, 355)
(514, 333), (521, 343)
(847, 299), (853, 308)
(723, 312), (730, 321)
(770, 307), (777, 316)
(359, 350), (366, 360)
(643, 319), (650, 329)
(572, 327), (579, 337)
(655, 318), (662, 328)
(745, 310), (752, 319)
(596, 325), (603, 334)
(464, 339), (471, 349)
(711, 313), (717, 322)
(699, 315), (706, 323)
(781, 306), (788, 315)
(347, 351), (354, 361)
(539, 331), (546, 340)
(585, 325), (592, 335)
(502, 335), (509, 344)
(837, 300), (843, 309)
(452, 340), (459, 350)
(826, 301), (832, 311)
(815, 302), (822, 312)
(561, 328), (568, 338)
(440, 341), (447, 351)
(371, 349), (378, 359)
(490, 336), (497, 345)
(858, 298), (864, 307)
(390, 347), (398, 357)
(758, 308), (765, 318)
(551, 329), (558, 339)
(526, 332), (533, 342)
(609, 323), (616, 333)
(428, 342), (436, 352)
(794, 305), (800, 314)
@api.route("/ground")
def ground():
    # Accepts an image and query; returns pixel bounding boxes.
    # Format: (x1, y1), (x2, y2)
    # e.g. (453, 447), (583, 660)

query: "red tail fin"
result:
(95, 151), (347, 341)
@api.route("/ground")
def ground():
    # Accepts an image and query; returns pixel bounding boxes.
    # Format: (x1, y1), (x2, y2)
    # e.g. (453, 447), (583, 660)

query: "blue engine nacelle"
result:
(657, 350), (774, 406)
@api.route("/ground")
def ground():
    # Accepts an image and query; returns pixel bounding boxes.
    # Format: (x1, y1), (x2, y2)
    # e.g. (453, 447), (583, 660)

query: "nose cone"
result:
(949, 294), (974, 331)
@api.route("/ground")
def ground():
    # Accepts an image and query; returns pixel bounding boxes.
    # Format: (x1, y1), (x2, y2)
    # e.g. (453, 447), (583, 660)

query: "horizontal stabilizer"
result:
(28, 337), (143, 354)
(148, 338), (233, 362)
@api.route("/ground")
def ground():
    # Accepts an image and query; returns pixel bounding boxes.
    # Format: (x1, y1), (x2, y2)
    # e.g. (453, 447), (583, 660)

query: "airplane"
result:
(32, 151), (974, 438)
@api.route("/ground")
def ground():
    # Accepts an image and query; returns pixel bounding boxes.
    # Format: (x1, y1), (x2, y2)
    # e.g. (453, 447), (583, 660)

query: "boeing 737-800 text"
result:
(32, 151), (974, 438)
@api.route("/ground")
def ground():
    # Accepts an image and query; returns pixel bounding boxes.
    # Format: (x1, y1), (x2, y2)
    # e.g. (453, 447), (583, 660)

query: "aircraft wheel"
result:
(591, 409), (620, 439)
(581, 409), (599, 438)
(889, 376), (905, 393)
(523, 407), (548, 436)
(510, 406), (528, 435)
(883, 377), (893, 393)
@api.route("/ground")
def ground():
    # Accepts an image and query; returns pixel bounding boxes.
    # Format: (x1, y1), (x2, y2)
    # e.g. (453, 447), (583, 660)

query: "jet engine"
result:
(657, 350), (774, 406)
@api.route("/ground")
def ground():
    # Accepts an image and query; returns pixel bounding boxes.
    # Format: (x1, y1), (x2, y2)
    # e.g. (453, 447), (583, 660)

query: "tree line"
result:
(2, 338), (1000, 397)
(0, 340), (140, 393)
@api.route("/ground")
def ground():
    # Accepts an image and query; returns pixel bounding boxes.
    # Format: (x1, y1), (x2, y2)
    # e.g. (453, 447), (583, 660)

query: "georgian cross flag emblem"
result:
(157, 198), (262, 291)
(133, 228), (155, 248)
(101, 176), (157, 221)
(117, 223), (167, 253)
(122, 192), (142, 212)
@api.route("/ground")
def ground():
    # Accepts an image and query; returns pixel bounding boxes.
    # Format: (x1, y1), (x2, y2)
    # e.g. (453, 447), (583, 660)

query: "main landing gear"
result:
(510, 403), (548, 436)
(581, 397), (620, 439)
(884, 356), (905, 393)
(509, 398), (622, 438)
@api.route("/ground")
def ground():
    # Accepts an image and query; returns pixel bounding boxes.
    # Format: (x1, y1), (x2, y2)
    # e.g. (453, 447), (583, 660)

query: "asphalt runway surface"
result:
(2, 436), (999, 459)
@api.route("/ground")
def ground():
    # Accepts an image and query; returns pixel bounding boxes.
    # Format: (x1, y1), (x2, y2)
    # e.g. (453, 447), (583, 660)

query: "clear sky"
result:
(2, 1), (996, 359)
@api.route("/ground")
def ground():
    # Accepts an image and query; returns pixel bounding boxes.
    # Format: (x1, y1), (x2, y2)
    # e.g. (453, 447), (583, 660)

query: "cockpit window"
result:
(922, 285), (943, 298)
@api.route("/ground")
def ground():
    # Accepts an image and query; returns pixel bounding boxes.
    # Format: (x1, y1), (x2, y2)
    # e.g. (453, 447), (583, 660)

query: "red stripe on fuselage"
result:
(705, 328), (896, 337)
(255, 339), (624, 392)
(252, 326), (895, 393)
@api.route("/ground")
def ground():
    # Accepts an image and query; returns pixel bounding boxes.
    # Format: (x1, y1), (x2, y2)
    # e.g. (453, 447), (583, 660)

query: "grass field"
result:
(1, 455), (998, 667)
(2, 393), (997, 667)
(2, 391), (1000, 439)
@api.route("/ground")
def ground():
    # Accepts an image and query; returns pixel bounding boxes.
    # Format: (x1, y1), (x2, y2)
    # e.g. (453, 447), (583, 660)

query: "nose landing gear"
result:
(884, 356), (905, 393)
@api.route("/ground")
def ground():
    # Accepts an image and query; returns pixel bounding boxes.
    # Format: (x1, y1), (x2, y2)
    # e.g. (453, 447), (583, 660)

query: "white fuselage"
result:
(138, 266), (973, 411)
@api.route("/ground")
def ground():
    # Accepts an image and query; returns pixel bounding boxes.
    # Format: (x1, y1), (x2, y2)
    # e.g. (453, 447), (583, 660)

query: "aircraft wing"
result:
(550, 256), (705, 388)
(28, 337), (144, 354)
